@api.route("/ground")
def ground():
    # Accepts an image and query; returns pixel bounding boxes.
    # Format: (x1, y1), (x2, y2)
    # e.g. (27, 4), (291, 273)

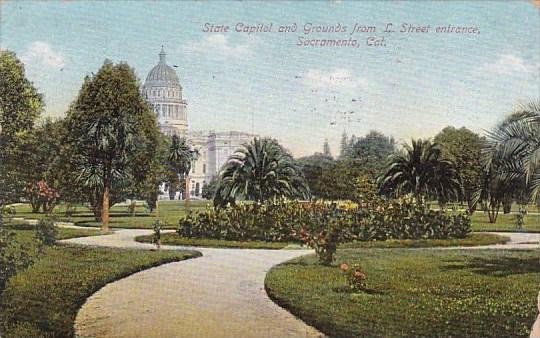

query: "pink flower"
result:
(354, 270), (366, 279)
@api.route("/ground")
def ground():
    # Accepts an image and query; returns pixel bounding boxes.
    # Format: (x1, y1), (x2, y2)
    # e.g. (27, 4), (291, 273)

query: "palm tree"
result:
(378, 139), (462, 204)
(168, 135), (197, 201)
(213, 137), (310, 208)
(483, 100), (540, 202)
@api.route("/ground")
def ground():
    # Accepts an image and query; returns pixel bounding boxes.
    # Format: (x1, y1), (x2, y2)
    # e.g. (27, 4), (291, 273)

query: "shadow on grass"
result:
(443, 256), (539, 277)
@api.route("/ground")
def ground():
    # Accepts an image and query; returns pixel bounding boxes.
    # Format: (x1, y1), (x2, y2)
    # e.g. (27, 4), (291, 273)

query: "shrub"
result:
(34, 218), (57, 247)
(296, 203), (353, 265)
(340, 262), (368, 291)
(176, 195), (471, 248)
(354, 195), (471, 240)
(178, 198), (307, 242)
(152, 220), (162, 249)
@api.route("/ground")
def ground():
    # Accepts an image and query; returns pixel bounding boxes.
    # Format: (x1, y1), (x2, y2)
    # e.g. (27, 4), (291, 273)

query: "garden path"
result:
(62, 229), (324, 338)
(60, 229), (538, 338)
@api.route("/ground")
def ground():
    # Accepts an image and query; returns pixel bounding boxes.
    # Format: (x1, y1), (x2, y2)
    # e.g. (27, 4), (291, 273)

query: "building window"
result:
(203, 164), (206, 174)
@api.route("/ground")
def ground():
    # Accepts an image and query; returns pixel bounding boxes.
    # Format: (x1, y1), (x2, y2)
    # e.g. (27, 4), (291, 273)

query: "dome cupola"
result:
(145, 46), (181, 87)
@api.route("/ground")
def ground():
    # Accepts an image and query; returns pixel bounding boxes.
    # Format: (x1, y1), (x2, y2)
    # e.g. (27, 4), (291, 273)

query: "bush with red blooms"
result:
(340, 262), (368, 292)
(24, 180), (60, 213)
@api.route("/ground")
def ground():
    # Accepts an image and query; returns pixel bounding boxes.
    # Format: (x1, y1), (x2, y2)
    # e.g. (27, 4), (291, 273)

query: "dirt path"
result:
(62, 230), (324, 338)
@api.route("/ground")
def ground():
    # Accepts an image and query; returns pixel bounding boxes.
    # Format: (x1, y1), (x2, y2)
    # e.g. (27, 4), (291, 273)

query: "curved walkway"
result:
(62, 230), (324, 338)
(60, 229), (538, 338)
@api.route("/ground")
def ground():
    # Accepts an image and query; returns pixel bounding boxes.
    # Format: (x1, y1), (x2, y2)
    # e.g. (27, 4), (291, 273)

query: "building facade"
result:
(142, 48), (255, 198)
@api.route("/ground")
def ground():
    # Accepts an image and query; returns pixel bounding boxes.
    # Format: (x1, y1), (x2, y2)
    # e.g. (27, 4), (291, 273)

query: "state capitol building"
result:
(141, 47), (255, 199)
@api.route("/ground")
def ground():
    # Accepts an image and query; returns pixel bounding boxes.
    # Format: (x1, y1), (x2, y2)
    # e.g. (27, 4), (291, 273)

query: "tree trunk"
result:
(185, 175), (190, 210)
(487, 199), (499, 223)
(102, 183), (110, 232)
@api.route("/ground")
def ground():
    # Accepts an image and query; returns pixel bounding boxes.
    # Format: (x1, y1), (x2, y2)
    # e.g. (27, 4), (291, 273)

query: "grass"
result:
(0, 231), (200, 337)
(339, 233), (509, 249)
(3, 222), (107, 240)
(11, 201), (210, 229)
(471, 213), (540, 233)
(265, 248), (539, 338)
(136, 232), (509, 250)
(135, 233), (290, 249)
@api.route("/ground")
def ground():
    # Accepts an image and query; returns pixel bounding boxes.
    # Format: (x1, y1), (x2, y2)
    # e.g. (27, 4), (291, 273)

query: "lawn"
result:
(10, 201), (210, 229)
(266, 249), (539, 338)
(136, 232), (509, 249)
(136, 233), (291, 249)
(3, 222), (107, 240)
(339, 233), (508, 249)
(471, 212), (540, 233)
(0, 230), (201, 337)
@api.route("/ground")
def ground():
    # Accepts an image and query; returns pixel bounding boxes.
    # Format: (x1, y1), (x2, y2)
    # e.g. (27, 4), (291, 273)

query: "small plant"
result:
(297, 203), (352, 265)
(152, 220), (162, 249)
(340, 262), (368, 292)
(515, 206), (527, 229)
(34, 218), (57, 247)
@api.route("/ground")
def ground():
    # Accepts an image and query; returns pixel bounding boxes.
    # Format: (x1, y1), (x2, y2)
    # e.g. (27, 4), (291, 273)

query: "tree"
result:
(168, 135), (198, 200)
(323, 139), (332, 158)
(64, 60), (160, 231)
(349, 130), (395, 177)
(202, 177), (219, 200)
(8, 118), (65, 212)
(0, 50), (43, 142)
(483, 100), (540, 202)
(339, 131), (350, 159)
(477, 100), (540, 222)
(378, 139), (462, 204)
(434, 126), (483, 212)
(0, 50), (44, 203)
(214, 137), (310, 208)
(297, 152), (335, 198)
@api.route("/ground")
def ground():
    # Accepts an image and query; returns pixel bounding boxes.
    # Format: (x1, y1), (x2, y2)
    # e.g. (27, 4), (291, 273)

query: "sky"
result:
(1, 0), (539, 157)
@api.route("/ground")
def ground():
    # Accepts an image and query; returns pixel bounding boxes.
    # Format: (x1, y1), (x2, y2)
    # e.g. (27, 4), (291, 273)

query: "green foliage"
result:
(0, 228), (33, 292)
(322, 138), (332, 158)
(152, 220), (162, 248)
(34, 219), (57, 247)
(378, 138), (462, 204)
(0, 243), (200, 337)
(178, 196), (471, 250)
(179, 199), (306, 242)
(63, 60), (161, 226)
(356, 195), (471, 241)
(0, 50), (43, 142)
(299, 131), (394, 200)
(297, 203), (352, 265)
(0, 50), (44, 204)
(515, 206), (526, 229)
(201, 177), (218, 200)
(434, 126), (484, 212)
(214, 137), (310, 207)
(482, 100), (540, 204)
(349, 130), (396, 175)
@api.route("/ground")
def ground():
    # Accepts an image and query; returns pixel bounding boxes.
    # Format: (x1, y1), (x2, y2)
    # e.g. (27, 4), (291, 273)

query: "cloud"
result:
(184, 34), (253, 57)
(482, 54), (537, 75)
(21, 41), (64, 70)
(303, 68), (367, 90)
